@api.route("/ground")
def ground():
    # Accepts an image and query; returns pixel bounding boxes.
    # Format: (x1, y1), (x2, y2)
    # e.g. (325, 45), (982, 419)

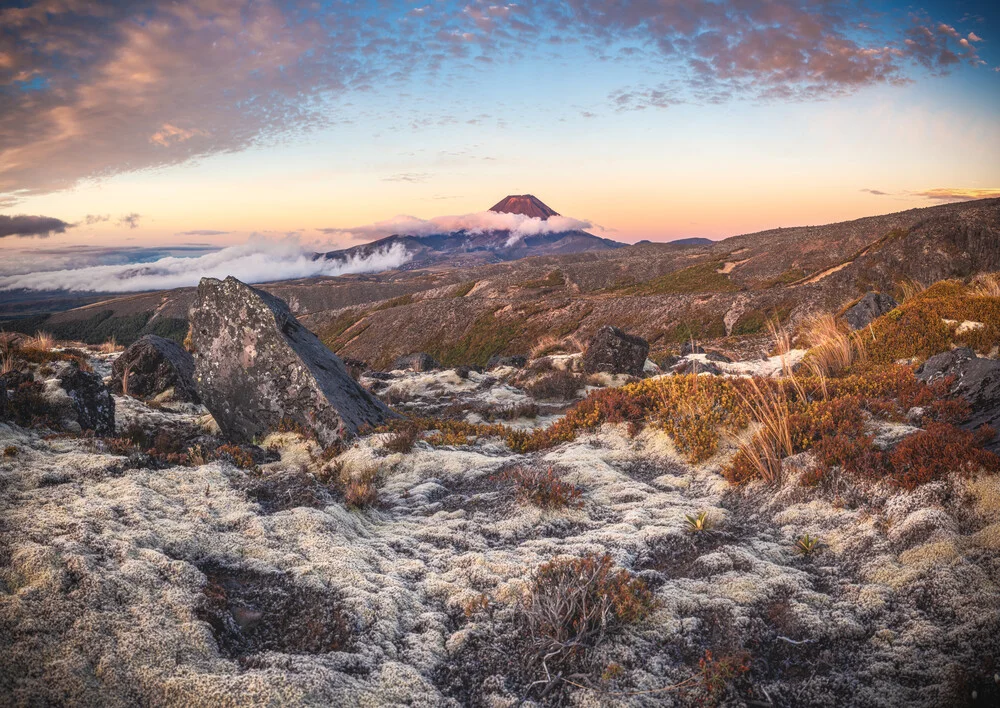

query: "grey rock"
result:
(673, 358), (722, 376)
(917, 347), (1000, 448)
(486, 354), (527, 369)
(110, 335), (199, 402)
(583, 326), (649, 376)
(55, 364), (115, 435)
(392, 352), (441, 372)
(844, 292), (898, 330)
(189, 276), (396, 446)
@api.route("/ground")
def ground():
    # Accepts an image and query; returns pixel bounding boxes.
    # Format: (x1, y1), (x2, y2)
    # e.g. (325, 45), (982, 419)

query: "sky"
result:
(1, 0), (999, 290)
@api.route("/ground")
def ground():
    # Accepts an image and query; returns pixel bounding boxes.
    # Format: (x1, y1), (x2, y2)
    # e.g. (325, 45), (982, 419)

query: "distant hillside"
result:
(7, 197), (1000, 364)
(669, 237), (714, 246)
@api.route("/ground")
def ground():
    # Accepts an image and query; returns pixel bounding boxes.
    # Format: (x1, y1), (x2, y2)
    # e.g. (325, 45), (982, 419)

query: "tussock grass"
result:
(98, 336), (123, 354)
(23, 331), (54, 351)
(971, 272), (1000, 298)
(802, 314), (866, 378)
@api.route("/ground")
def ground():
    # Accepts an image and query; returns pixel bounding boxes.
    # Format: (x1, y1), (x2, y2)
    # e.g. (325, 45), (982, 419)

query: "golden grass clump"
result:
(23, 331), (54, 352)
(338, 463), (381, 509)
(98, 336), (123, 354)
(801, 314), (867, 378)
(971, 272), (1000, 298)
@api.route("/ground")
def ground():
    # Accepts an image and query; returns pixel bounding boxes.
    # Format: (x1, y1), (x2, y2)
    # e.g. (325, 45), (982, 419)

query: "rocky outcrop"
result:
(110, 335), (199, 402)
(844, 292), (897, 330)
(391, 353), (441, 372)
(917, 347), (1000, 447)
(583, 326), (649, 376)
(189, 276), (396, 446)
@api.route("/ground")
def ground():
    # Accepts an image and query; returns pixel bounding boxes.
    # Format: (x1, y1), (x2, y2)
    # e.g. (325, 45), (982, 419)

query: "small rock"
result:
(583, 326), (649, 376)
(680, 341), (705, 356)
(843, 292), (898, 330)
(486, 354), (527, 370)
(110, 334), (199, 403)
(392, 353), (441, 372)
(704, 350), (732, 363)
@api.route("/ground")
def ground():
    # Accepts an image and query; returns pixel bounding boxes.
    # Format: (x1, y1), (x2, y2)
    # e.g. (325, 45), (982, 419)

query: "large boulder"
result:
(582, 326), (649, 377)
(917, 347), (1000, 447)
(391, 352), (441, 372)
(110, 335), (199, 402)
(844, 292), (898, 330)
(189, 276), (397, 446)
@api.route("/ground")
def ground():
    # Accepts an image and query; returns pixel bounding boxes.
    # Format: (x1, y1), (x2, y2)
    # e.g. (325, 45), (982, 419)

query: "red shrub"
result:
(888, 423), (1000, 490)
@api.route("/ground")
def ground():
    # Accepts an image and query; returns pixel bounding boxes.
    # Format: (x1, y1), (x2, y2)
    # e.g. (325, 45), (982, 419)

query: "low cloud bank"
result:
(321, 210), (592, 244)
(0, 237), (411, 293)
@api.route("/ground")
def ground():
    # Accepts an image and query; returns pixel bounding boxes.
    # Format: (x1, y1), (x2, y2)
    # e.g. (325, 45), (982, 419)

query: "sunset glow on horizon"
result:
(1, 0), (998, 261)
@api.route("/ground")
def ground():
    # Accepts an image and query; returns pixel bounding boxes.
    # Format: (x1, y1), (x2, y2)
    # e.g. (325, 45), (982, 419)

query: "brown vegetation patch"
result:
(196, 563), (352, 660)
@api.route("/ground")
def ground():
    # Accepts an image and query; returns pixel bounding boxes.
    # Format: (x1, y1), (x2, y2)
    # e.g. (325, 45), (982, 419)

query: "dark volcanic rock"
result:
(583, 326), (649, 376)
(54, 364), (115, 434)
(917, 347), (1000, 447)
(189, 276), (396, 446)
(486, 355), (527, 370)
(673, 358), (722, 376)
(680, 341), (705, 356)
(704, 351), (732, 363)
(392, 353), (441, 372)
(844, 292), (898, 330)
(110, 335), (199, 402)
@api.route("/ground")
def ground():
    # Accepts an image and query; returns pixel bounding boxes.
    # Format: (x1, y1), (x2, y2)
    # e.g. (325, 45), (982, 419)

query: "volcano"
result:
(319, 195), (623, 269)
(489, 195), (559, 220)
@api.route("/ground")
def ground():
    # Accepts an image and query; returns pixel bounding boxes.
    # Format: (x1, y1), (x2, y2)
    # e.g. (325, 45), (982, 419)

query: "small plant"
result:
(697, 650), (750, 703)
(213, 443), (256, 470)
(795, 534), (820, 555)
(522, 369), (583, 401)
(1, 350), (14, 375)
(520, 553), (655, 677)
(383, 422), (419, 453)
(499, 466), (583, 510)
(684, 510), (713, 533)
(3, 445), (17, 457)
(970, 272), (1000, 298)
(340, 464), (381, 509)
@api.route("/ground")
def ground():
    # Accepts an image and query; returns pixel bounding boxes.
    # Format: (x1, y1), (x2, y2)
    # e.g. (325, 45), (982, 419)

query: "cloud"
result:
(320, 210), (593, 243)
(382, 172), (432, 183)
(912, 188), (1000, 202)
(117, 213), (141, 229)
(176, 229), (229, 236)
(861, 188), (890, 196)
(0, 214), (71, 238)
(0, 0), (991, 198)
(84, 214), (110, 225)
(0, 237), (412, 292)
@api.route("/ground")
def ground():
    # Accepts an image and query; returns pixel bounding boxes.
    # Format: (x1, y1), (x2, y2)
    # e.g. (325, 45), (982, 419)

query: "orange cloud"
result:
(149, 124), (206, 147)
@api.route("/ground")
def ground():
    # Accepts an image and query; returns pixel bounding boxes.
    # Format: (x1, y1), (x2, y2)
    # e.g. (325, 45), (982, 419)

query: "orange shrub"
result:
(888, 423), (1000, 490)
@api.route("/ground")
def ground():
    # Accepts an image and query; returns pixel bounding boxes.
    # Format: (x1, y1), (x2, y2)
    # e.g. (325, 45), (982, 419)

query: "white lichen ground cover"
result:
(2, 366), (999, 706)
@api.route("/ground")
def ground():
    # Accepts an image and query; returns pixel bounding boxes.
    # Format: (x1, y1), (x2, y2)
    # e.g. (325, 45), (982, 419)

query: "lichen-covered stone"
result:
(189, 276), (396, 445)
(917, 346), (1000, 448)
(44, 362), (115, 434)
(582, 326), (649, 376)
(110, 334), (199, 402)
(844, 292), (898, 330)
